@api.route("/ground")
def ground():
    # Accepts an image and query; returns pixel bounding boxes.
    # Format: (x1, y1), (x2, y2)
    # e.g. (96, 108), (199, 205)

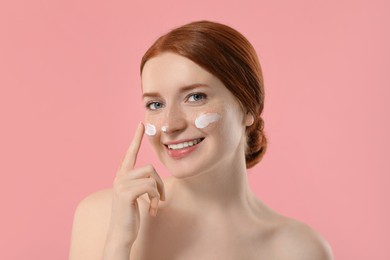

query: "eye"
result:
(146, 101), (164, 110)
(187, 93), (207, 102)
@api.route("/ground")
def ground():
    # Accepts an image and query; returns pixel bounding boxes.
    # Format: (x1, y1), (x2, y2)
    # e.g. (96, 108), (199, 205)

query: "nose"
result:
(161, 104), (187, 134)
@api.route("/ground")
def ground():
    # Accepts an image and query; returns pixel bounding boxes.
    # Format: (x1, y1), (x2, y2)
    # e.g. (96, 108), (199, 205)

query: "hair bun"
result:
(246, 117), (267, 168)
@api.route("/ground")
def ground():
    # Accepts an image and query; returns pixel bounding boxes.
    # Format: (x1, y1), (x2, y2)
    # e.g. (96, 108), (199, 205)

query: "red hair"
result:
(140, 20), (267, 169)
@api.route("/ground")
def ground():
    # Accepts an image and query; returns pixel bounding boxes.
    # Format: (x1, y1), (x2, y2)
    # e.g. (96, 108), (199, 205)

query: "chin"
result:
(163, 161), (203, 179)
(159, 155), (208, 179)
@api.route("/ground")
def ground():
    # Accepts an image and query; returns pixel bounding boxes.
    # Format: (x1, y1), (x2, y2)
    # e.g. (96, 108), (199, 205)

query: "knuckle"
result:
(146, 164), (155, 173)
(125, 190), (137, 201)
(145, 178), (156, 188)
(153, 193), (161, 202)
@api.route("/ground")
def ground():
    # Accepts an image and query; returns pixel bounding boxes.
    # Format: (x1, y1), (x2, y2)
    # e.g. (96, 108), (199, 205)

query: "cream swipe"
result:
(145, 123), (156, 136)
(195, 113), (222, 129)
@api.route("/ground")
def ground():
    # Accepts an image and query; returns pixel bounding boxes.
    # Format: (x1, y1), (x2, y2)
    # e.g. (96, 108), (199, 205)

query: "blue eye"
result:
(146, 101), (164, 110)
(188, 93), (206, 102)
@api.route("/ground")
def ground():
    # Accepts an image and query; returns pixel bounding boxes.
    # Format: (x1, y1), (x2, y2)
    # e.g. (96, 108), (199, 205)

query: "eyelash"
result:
(187, 92), (207, 102)
(145, 101), (164, 110)
(145, 92), (207, 110)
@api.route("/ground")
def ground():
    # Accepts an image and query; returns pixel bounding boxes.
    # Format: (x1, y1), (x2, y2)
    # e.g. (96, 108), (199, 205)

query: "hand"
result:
(107, 122), (166, 243)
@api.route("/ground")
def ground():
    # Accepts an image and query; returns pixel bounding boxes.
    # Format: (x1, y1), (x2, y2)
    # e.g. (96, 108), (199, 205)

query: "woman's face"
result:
(141, 52), (252, 178)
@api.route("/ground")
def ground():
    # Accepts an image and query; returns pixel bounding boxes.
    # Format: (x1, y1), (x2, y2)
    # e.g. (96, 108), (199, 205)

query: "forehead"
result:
(141, 52), (222, 93)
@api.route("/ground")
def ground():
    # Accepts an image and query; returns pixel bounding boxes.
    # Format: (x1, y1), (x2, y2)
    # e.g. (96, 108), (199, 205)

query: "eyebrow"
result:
(142, 83), (210, 99)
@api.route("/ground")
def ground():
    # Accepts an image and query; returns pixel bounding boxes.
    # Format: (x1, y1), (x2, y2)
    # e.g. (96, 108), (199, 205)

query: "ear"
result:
(244, 112), (254, 127)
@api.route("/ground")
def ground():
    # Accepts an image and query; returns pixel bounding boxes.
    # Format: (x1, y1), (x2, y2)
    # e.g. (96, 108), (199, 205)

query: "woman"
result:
(69, 21), (333, 260)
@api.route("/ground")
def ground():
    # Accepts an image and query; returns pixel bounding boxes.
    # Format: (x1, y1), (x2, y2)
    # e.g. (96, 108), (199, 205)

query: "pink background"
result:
(1, 0), (389, 259)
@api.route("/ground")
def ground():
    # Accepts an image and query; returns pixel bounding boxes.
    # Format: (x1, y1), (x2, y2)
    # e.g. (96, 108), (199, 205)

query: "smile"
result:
(167, 138), (204, 150)
(163, 138), (205, 159)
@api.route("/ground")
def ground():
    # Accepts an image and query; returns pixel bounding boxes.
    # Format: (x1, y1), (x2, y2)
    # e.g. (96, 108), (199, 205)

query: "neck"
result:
(163, 154), (257, 219)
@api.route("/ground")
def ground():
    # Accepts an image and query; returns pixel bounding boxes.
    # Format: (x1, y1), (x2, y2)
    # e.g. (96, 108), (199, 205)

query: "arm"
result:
(69, 189), (123, 260)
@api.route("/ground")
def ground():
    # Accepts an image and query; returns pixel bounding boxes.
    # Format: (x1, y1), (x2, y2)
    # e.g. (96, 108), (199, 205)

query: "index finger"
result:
(118, 122), (145, 173)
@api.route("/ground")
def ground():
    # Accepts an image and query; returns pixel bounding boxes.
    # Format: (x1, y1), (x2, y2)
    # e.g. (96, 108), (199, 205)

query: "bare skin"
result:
(69, 126), (333, 260)
(69, 160), (332, 260)
(69, 53), (333, 260)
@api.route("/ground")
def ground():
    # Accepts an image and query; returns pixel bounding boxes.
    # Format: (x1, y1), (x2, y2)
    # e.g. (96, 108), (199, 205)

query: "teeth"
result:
(168, 139), (202, 150)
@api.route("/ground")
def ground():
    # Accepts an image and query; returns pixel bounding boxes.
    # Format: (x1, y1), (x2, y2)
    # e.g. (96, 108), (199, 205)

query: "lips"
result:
(164, 138), (205, 159)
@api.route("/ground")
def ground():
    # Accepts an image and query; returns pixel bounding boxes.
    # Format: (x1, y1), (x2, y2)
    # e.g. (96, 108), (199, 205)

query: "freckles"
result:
(195, 113), (222, 129)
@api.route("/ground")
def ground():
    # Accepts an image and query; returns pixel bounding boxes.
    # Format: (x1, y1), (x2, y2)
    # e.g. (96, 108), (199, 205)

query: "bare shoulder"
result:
(268, 217), (334, 260)
(69, 188), (113, 260)
(76, 188), (113, 211)
(72, 188), (113, 227)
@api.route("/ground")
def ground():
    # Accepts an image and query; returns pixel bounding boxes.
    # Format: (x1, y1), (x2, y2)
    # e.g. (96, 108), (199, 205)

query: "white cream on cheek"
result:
(195, 113), (222, 129)
(145, 113), (221, 136)
(145, 123), (157, 136)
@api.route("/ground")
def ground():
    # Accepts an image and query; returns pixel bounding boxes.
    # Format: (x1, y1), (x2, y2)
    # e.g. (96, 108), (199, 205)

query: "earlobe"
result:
(245, 113), (254, 126)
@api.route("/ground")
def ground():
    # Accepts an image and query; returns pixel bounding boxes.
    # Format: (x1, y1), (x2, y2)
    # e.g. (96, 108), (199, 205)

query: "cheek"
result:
(144, 116), (163, 145)
(145, 123), (157, 136)
(193, 112), (224, 133)
(199, 107), (243, 146)
(194, 113), (221, 128)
